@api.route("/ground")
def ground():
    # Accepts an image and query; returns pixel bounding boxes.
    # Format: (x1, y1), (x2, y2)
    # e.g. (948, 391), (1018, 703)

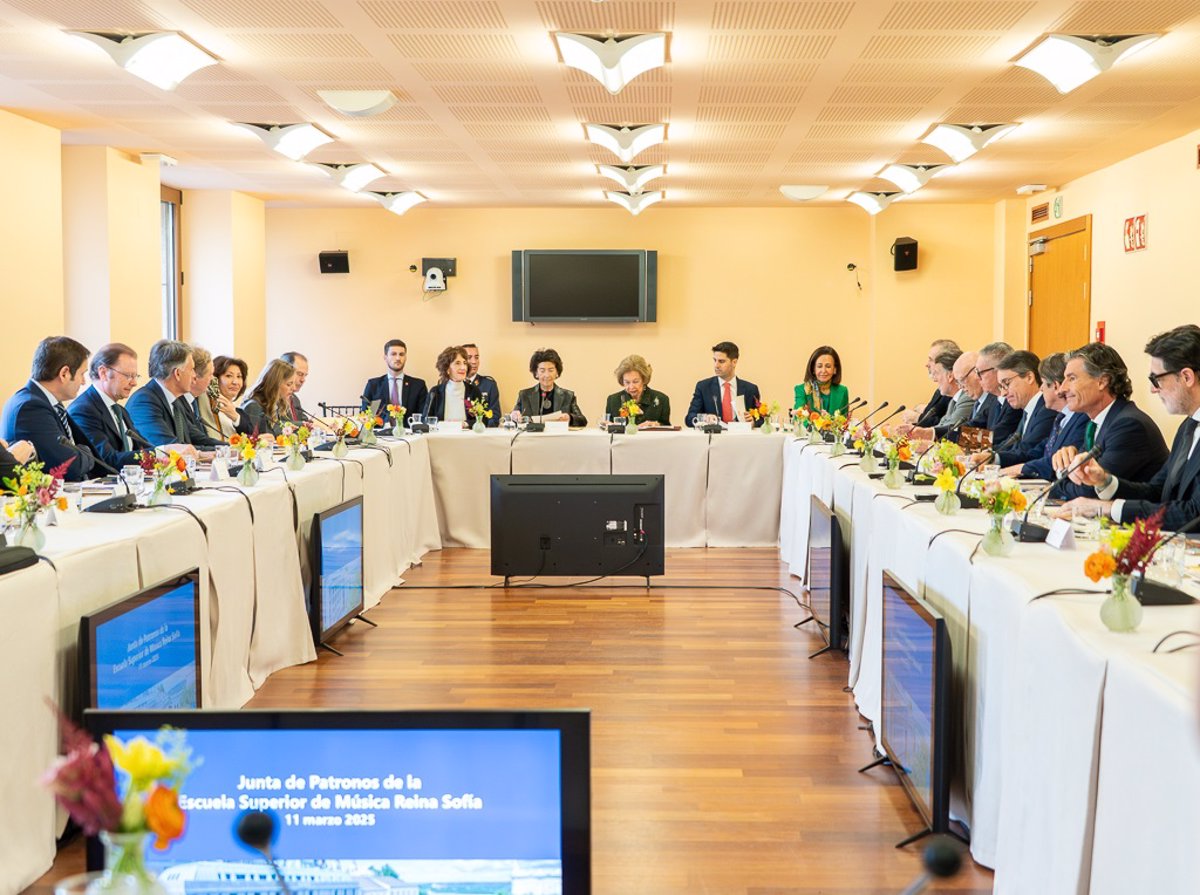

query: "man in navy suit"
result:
(126, 340), (209, 453)
(1060, 326), (1200, 529)
(69, 343), (163, 471)
(971, 341), (1023, 445)
(907, 338), (959, 428)
(280, 351), (308, 424)
(973, 350), (1057, 467)
(463, 343), (501, 427)
(685, 341), (761, 426)
(361, 339), (428, 419)
(0, 336), (96, 481)
(1007, 352), (1087, 480)
(1051, 342), (1169, 500)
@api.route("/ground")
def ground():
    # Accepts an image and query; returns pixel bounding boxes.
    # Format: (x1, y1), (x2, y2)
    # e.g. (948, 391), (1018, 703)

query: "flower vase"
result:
(12, 518), (45, 551)
(883, 462), (905, 489)
(934, 490), (960, 516)
(981, 513), (1015, 557)
(472, 418), (486, 434)
(286, 447), (306, 471)
(859, 451), (877, 473)
(94, 831), (166, 894)
(236, 461), (259, 487)
(147, 480), (172, 507)
(807, 428), (822, 446)
(1100, 573), (1143, 632)
(332, 438), (349, 459)
(761, 420), (774, 434)
(624, 420), (637, 435)
(830, 440), (846, 458)
(361, 428), (377, 446)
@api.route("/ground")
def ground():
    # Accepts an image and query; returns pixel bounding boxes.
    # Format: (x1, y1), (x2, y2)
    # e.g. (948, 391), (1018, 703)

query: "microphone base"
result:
(700, 424), (723, 434)
(1130, 576), (1198, 605)
(956, 494), (981, 510)
(167, 477), (198, 495)
(1010, 519), (1050, 542)
(523, 422), (545, 433)
(84, 494), (137, 514)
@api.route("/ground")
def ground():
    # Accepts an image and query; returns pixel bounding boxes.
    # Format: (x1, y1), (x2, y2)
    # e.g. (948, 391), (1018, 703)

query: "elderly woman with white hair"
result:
(604, 354), (672, 427)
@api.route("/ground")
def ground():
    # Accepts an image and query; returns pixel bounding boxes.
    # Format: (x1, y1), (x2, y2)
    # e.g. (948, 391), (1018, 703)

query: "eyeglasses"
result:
(106, 368), (139, 382)
(974, 366), (995, 378)
(1147, 369), (1180, 389)
(997, 377), (1015, 391)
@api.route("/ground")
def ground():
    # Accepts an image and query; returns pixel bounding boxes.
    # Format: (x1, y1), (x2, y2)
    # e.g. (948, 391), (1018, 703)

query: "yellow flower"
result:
(105, 735), (180, 789)
(934, 469), (957, 491)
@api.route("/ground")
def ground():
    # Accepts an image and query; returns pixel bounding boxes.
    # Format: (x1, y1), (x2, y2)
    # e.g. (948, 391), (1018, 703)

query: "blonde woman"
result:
(604, 355), (671, 426)
(239, 359), (297, 437)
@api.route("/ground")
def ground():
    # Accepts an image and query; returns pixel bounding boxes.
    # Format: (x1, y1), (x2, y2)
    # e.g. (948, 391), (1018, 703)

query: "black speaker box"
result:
(892, 237), (918, 271)
(319, 251), (350, 274)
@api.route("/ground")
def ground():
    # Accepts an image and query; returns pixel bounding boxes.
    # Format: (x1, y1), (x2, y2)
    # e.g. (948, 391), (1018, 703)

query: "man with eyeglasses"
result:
(1049, 341), (1168, 502)
(964, 341), (1023, 445)
(970, 350), (1057, 468)
(1002, 352), (1089, 480)
(1058, 326), (1200, 528)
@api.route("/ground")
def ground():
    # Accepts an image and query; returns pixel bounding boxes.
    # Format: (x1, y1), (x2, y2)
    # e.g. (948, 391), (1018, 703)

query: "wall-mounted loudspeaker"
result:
(319, 251), (349, 274)
(891, 237), (918, 271)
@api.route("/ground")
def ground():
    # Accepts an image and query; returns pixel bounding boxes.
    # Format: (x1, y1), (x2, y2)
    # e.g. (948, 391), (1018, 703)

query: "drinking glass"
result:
(409, 413), (423, 429)
(982, 464), (1001, 483)
(121, 465), (145, 495)
(426, 416), (439, 428)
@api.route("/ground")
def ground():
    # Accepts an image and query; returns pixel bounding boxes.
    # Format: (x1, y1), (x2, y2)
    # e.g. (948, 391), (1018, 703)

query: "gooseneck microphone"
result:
(1012, 445), (1106, 542)
(57, 436), (117, 476)
(872, 404), (907, 431)
(299, 405), (336, 433)
(857, 400), (889, 427)
(236, 811), (293, 895)
(908, 439), (940, 484)
(953, 450), (995, 509)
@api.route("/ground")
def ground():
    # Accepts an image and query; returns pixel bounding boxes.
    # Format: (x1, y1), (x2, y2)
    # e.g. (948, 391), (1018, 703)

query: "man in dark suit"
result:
(1007, 352), (1087, 480)
(1051, 342), (1169, 500)
(1060, 326), (1200, 529)
(685, 341), (761, 426)
(361, 339), (428, 419)
(463, 343), (500, 427)
(970, 341), (1023, 445)
(976, 350), (1057, 467)
(126, 340), (209, 452)
(0, 336), (96, 481)
(68, 343), (159, 471)
(280, 351), (308, 424)
(907, 338), (959, 428)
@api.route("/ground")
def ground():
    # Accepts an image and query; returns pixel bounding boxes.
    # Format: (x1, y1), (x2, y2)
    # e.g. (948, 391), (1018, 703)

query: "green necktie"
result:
(1084, 420), (1097, 451)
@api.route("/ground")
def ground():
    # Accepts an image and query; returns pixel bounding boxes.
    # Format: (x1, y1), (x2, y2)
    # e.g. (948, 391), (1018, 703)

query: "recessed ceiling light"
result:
(605, 190), (663, 215)
(371, 191), (426, 215)
(846, 191), (900, 215)
(232, 122), (335, 161)
(779, 185), (827, 201)
(317, 90), (397, 117)
(554, 33), (667, 94)
(1014, 33), (1160, 94)
(920, 123), (1017, 162)
(1016, 183), (1049, 195)
(65, 31), (218, 90)
(597, 164), (665, 193)
(584, 123), (666, 163)
(316, 163), (388, 192)
(877, 164), (949, 194)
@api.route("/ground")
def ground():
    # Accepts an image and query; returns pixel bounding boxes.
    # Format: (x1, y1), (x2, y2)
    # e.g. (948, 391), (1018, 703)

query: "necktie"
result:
(721, 381), (733, 423)
(172, 397), (190, 443)
(1044, 415), (1064, 458)
(54, 403), (73, 443)
(114, 405), (129, 451)
(390, 377), (400, 407)
(1163, 418), (1199, 502)
(1084, 420), (1097, 451)
(1016, 412), (1027, 439)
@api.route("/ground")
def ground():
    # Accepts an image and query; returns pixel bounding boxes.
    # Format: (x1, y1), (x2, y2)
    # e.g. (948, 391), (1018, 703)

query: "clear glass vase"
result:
(146, 481), (172, 507)
(285, 447), (306, 471)
(761, 420), (774, 434)
(472, 418), (486, 433)
(360, 428), (377, 446)
(859, 451), (877, 473)
(624, 420), (637, 434)
(332, 439), (349, 458)
(807, 428), (822, 445)
(981, 513), (1015, 557)
(934, 490), (960, 516)
(1100, 573), (1143, 632)
(883, 462), (905, 489)
(830, 440), (846, 457)
(236, 461), (259, 487)
(54, 832), (167, 895)
(13, 518), (46, 550)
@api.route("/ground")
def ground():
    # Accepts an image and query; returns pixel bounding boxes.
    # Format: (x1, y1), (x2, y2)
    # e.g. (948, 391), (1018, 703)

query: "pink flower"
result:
(41, 715), (122, 835)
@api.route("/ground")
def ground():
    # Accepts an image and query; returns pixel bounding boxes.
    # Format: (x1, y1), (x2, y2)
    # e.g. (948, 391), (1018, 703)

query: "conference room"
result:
(2, 1), (1199, 893)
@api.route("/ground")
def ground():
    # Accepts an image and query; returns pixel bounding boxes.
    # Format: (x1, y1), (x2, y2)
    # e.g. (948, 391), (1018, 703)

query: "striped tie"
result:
(54, 402), (74, 443)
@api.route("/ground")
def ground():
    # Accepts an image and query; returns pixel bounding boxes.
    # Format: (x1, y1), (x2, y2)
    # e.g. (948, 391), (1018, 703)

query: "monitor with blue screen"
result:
(83, 709), (591, 893)
(310, 496), (365, 649)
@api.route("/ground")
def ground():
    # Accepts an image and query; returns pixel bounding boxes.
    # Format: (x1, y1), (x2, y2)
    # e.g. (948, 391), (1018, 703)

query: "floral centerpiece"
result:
(617, 398), (643, 433)
(1, 458), (71, 549)
(748, 399), (780, 434)
(137, 450), (188, 507)
(44, 717), (192, 890)
(969, 476), (1028, 556)
(228, 434), (259, 486)
(927, 442), (967, 515)
(1083, 507), (1165, 632)
(329, 418), (359, 457)
(468, 395), (493, 433)
(355, 412), (382, 446)
(853, 423), (881, 472)
(828, 411), (849, 456)
(385, 403), (406, 430)
(802, 409), (827, 444)
(883, 437), (912, 489)
(278, 423), (311, 470)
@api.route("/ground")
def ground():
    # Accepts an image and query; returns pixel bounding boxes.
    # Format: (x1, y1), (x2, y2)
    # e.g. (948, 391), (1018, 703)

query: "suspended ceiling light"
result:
(554, 32), (667, 94)
(317, 90), (396, 117)
(371, 191), (426, 215)
(316, 162), (388, 192)
(1014, 33), (1160, 94)
(846, 191), (900, 215)
(65, 31), (218, 90)
(779, 184), (827, 201)
(877, 163), (949, 194)
(584, 123), (666, 163)
(605, 190), (663, 215)
(232, 122), (335, 161)
(920, 123), (1017, 162)
(597, 164), (665, 193)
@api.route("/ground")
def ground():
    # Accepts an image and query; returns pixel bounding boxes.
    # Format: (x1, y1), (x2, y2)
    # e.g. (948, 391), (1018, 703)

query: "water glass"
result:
(121, 465), (145, 495)
(409, 413), (423, 429)
(982, 464), (1001, 483)
(426, 416), (439, 428)
(60, 482), (82, 512)
(1070, 506), (1101, 541)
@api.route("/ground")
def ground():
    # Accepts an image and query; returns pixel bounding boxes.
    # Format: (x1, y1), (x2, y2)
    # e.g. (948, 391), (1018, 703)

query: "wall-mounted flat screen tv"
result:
(511, 249), (657, 322)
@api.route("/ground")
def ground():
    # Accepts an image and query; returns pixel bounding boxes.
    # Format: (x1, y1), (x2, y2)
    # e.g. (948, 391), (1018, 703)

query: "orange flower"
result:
(1083, 551), (1117, 583)
(175, 457), (187, 473)
(808, 411), (821, 424)
(898, 444), (913, 462)
(374, 416), (383, 426)
(145, 785), (185, 849)
(228, 434), (243, 447)
(55, 496), (68, 511)
(1010, 489), (1028, 512)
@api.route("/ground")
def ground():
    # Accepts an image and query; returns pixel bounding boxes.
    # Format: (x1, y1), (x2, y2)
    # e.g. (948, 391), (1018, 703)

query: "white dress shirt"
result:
(97, 388), (131, 452)
(444, 380), (467, 422)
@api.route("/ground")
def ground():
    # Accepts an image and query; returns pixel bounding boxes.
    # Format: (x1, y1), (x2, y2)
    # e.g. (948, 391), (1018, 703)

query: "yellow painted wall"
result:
(0, 109), (63, 395)
(61, 147), (111, 349)
(230, 192), (266, 375)
(264, 204), (1001, 420)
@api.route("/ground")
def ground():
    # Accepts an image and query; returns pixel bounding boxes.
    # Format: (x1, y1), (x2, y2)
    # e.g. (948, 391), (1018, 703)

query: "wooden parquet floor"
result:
(31, 547), (993, 895)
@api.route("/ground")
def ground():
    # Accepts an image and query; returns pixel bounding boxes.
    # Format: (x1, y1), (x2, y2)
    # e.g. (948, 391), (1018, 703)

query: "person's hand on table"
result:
(1068, 457), (1110, 488)
(1051, 445), (1078, 477)
(999, 463), (1023, 478)
(4, 439), (35, 463)
(908, 426), (933, 442)
(969, 450), (995, 467)
(1053, 497), (1112, 520)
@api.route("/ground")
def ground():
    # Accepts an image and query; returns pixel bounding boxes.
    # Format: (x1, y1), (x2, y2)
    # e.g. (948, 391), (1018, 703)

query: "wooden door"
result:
(1028, 215), (1092, 357)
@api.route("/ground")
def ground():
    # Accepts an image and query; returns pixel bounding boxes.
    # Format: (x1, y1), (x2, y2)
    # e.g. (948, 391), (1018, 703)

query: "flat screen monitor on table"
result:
(806, 495), (850, 656)
(77, 570), (201, 711)
(83, 708), (592, 893)
(309, 496), (365, 650)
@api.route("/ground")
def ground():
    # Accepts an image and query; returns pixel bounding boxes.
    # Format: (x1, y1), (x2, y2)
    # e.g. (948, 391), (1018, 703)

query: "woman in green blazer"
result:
(604, 354), (671, 426)
(794, 345), (850, 414)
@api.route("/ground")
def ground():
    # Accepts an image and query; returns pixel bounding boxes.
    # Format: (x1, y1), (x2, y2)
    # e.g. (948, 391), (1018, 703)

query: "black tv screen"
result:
(83, 708), (591, 892)
(806, 496), (849, 655)
(511, 249), (657, 322)
(310, 497), (365, 648)
(490, 474), (664, 578)
(880, 572), (952, 835)
(77, 570), (201, 711)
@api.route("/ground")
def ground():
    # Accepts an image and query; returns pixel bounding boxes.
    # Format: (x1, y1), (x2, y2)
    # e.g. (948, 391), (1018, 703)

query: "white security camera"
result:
(423, 266), (446, 292)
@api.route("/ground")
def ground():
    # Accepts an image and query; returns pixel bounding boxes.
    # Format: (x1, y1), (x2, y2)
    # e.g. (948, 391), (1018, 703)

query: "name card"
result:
(725, 421), (752, 434)
(543, 420), (569, 434)
(209, 459), (230, 481)
(1046, 518), (1076, 550)
(435, 420), (466, 433)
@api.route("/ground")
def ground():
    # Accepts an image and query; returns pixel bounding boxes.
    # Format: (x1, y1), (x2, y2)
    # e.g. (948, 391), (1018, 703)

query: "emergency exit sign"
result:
(1123, 214), (1148, 252)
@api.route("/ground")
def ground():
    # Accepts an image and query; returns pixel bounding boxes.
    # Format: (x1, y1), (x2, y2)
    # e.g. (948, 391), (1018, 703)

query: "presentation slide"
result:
(320, 504), (363, 632)
(129, 726), (564, 892)
(882, 582), (935, 808)
(93, 583), (197, 710)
